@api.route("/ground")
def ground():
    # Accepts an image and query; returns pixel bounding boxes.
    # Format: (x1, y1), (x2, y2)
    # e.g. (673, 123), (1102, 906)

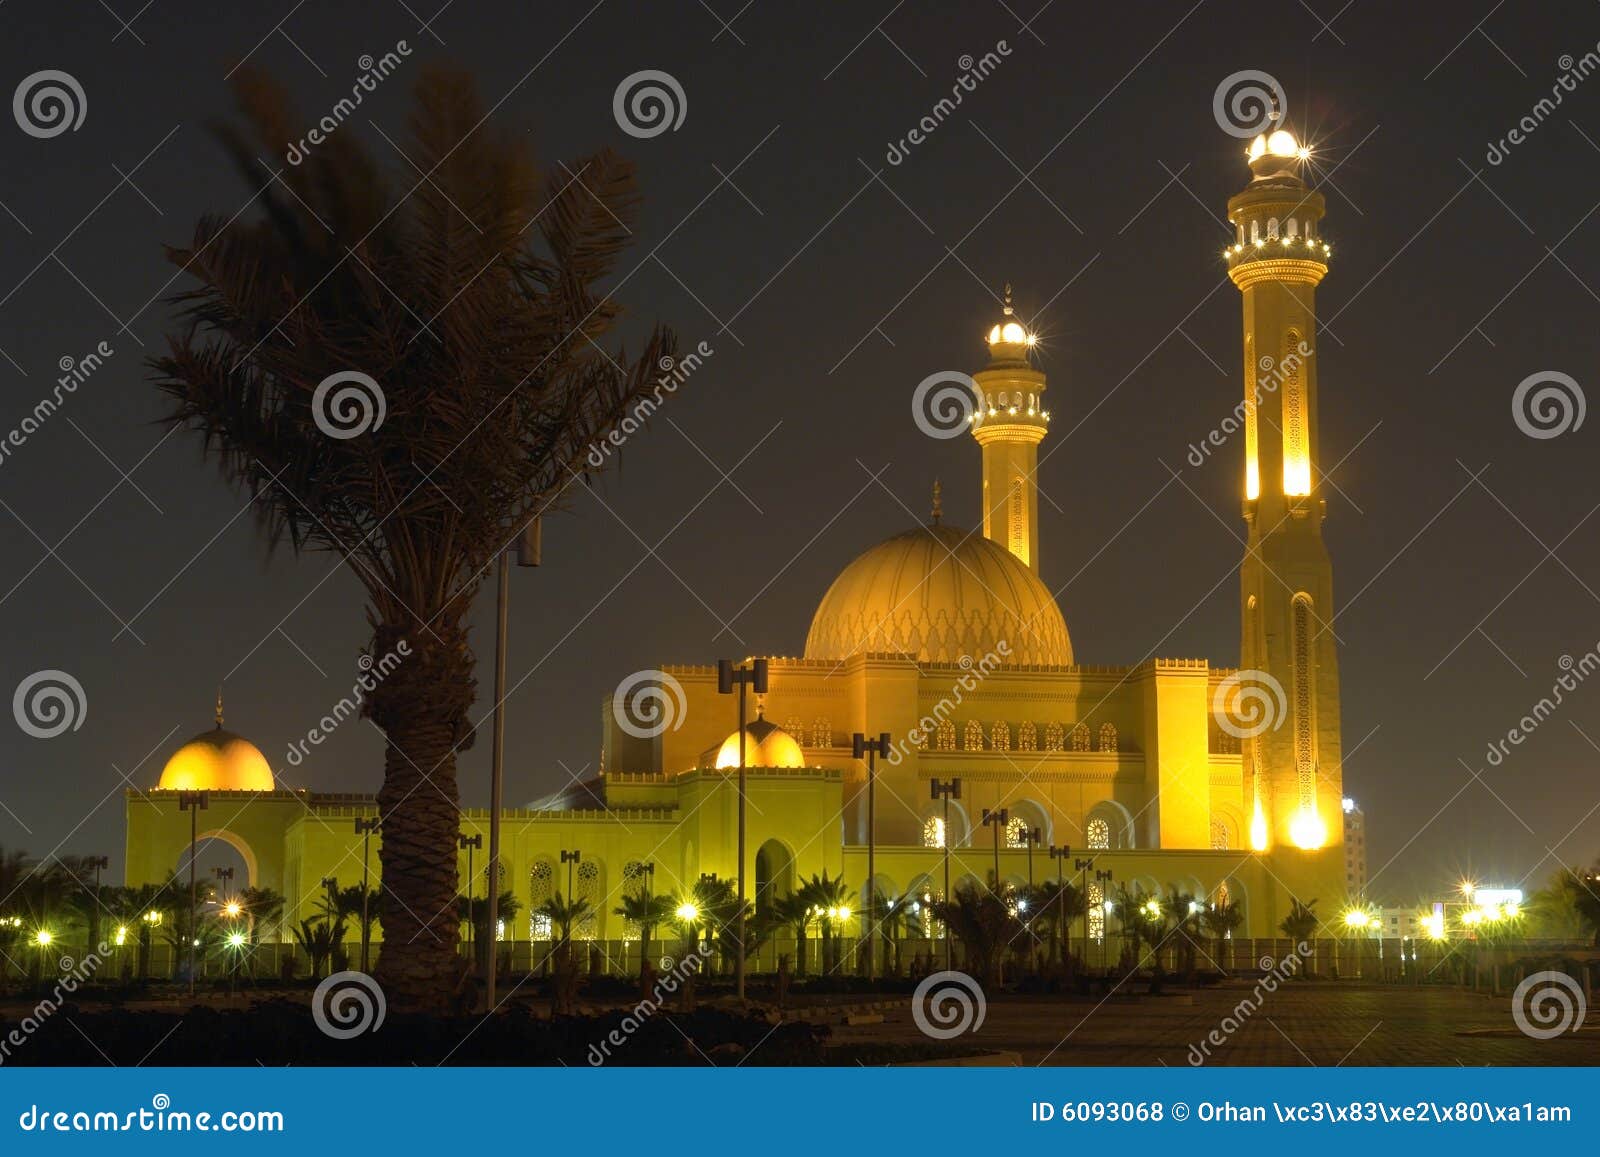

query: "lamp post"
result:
(177, 791), (208, 995)
(1019, 826), (1041, 890)
(458, 833), (482, 957)
(716, 657), (768, 1003)
(355, 817), (380, 973)
(929, 778), (961, 970)
(1049, 845), (1071, 968)
(485, 515), (541, 1014)
(85, 855), (109, 952)
(981, 807), (1009, 894)
(635, 862), (655, 976)
(1091, 866), (1114, 970)
(851, 731), (891, 982)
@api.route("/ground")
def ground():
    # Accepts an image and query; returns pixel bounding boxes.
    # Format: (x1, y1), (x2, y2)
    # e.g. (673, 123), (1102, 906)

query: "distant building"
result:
(1343, 797), (1367, 899)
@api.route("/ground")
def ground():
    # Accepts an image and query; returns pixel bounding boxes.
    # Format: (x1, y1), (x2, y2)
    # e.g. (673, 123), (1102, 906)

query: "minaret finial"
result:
(215, 685), (224, 728)
(1002, 283), (1014, 316)
(931, 479), (943, 526)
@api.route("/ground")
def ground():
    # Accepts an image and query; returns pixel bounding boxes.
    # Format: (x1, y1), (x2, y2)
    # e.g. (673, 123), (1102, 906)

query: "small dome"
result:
(714, 714), (805, 769)
(158, 726), (275, 792)
(805, 523), (1072, 666)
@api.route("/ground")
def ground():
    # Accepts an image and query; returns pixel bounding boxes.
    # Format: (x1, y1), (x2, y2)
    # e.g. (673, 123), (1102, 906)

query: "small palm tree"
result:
(798, 871), (852, 975)
(292, 917), (346, 978)
(933, 882), (1020, 985)
(1280, 898), (1319, 977)
(1164, 888), (1202, 978)
(771, 891), (814, 976)
(152, 68), (675, 1011)
(614, 890), (676, 981)
(1559, 864), (1600, 946)
(1200, 899), (1244, 973)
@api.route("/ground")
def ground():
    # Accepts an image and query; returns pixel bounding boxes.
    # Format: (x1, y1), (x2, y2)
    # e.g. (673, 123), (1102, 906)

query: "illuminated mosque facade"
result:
(125, 118), (1347, 951)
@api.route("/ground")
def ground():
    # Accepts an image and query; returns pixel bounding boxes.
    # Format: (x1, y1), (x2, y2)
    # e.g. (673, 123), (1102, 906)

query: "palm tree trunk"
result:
(373, 699), (465, 1012)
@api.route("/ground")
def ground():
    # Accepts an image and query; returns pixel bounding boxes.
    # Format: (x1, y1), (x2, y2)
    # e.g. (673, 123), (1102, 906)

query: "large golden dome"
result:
(157, 725), (275, 792)
(805, 523), (1073, 666)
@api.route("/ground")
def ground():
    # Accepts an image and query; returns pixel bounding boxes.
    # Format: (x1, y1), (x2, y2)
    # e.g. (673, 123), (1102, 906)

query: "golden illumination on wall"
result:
(1281, 330), (1311, 496)
(1289, 807), (1327, 850)
(1249, 795), (1269, 851)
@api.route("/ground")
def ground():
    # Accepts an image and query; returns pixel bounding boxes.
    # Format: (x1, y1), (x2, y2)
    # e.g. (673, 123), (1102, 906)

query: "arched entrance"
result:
(754, 839), (794, 916)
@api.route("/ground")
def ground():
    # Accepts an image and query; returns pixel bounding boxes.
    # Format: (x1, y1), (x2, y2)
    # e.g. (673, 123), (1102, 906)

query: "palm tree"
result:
(151, 69), (675, 1010)
(799, 870), (852, 974)
(1559, 865), (1600, 945)
(771, 891), (814, 977)
(1023, 881), (1085, 973)
(615, 890), (677, 982)
(1280, 898), (1319, 977)
(933, 882), (1019, 985)
(870, 891), (916, 976)
(1163, 888), (1202, 978)
(1200, 898), (1244, 973)
(459, 889), (522, 975)
(293, 917), (346, 978)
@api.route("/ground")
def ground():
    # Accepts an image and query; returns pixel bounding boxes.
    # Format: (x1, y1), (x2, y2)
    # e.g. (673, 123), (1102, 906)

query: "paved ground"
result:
(825, 983), (1600, 1066)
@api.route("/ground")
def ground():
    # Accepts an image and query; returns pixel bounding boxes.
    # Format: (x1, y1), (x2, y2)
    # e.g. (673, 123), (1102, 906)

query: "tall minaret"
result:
(972, 286), (1049, 571)
(1226, 115), (1343, 855)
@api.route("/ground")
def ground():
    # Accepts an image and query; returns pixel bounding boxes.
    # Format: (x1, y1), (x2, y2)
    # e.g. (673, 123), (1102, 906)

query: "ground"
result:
(827, 984), (1600, 1066)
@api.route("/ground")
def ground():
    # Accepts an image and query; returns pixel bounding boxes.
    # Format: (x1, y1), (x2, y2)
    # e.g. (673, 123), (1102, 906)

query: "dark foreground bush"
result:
(1, 1001), (828, 1066)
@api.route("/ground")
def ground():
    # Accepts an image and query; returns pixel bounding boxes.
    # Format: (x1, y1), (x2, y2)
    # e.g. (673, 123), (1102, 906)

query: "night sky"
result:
(2, 0), (1599, 901)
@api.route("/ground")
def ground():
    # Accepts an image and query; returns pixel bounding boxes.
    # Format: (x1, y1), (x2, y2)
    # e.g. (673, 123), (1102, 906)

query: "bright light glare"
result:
(675, 902), (699, 922)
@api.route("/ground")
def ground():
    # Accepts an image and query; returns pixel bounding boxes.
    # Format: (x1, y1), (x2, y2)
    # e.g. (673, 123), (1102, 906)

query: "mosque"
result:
(124, 118), (1348, 956)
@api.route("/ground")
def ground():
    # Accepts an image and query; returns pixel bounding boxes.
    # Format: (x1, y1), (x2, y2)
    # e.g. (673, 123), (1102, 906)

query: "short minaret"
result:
(971, 286), (1049, 571)
(1225, 112), (1343, 855)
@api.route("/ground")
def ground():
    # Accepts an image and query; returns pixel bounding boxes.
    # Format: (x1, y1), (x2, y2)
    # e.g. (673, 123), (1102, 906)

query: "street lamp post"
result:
(486, 515), (541, 1014)
(981, 807), (1009, 894)
(1020, 826), (1041, 890)
(213, 866), (236, 989)
(177, 791), (208, 995)
(635, 862), (655, 976)
(459, 833), (482, 958)
(1049, 845), (1071, 968)
(851, 731), (891, 982)
(355, 817), (380, 973)
(717, 657), (768, 1003)
(1093, 867), (1114, 970)
(929, 778), (961, 970)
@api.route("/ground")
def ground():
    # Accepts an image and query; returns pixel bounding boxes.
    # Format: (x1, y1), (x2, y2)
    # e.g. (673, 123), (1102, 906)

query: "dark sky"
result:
(2, 0), (1599, 902)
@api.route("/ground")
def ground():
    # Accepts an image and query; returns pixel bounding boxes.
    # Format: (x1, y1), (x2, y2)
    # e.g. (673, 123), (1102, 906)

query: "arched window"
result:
(1087, 817), (1110, 850)
(1210, 819), (1230, 850)
(935, 719), (957, 751)
(1005, 815), (1033, 848)
(1087, 882), (1105, 943)
(620, 861), (650, 936)
(1282, 329), (1310, 494)
(1008, 477), (1027, 562)
(1097, 723), (1118, 752)
(1292, 593), (1317, 809)
(991, 722), (1011, 752)
(964, 720), (984, 751)
(1018, 721), (1037, 751)
(529, 861), (553, 940)
(575, 860), (601, 940)
(810, 717), (831, 748)
(783, 714), (805, 743)
(915, 726), (930, 751)
(1044, 722), (1065, 751)
(1070, 723), (1091, 752)
(921, 816), (945, 849)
